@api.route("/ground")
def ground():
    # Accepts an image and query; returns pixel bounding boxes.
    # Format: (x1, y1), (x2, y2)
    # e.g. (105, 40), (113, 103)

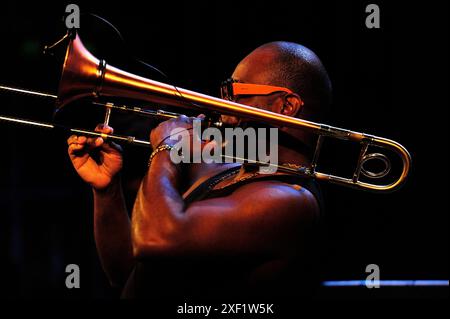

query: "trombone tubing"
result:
(0, 115), (150, 147)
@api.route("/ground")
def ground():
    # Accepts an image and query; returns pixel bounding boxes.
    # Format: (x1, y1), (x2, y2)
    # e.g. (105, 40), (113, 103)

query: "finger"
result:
(68, 142), (86, 155)
(94, 123), (114, 134)
(67, 135), (87, 146)
(197, 114), (206, 120)
(67, 135), (78, 145)
(86, 136), (104, 149)
(95, 137), (104, 147)
(83, 124), (111, 149)
(77, 136), (87, 144)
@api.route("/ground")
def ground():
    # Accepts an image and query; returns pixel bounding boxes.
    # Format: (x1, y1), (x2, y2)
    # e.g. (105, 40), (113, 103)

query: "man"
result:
(67, 41), (332, 298)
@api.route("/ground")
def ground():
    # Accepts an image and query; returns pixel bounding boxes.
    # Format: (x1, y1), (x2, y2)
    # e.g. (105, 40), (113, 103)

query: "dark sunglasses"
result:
(220, 78), (303, 106)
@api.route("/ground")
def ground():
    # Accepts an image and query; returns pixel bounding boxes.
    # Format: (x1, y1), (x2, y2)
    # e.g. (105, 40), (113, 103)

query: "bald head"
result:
(232, 41), (332, 121)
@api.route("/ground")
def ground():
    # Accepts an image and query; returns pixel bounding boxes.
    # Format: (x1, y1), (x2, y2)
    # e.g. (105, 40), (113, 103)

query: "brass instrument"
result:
(0, 33), (411, 192)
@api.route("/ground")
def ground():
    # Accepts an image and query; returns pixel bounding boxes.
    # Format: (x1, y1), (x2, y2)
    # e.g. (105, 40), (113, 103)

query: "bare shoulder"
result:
(230, 179), (320, 223)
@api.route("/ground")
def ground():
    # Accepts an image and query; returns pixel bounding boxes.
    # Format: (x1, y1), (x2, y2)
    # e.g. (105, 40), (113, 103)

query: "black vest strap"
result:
(183, 165), (241, 205)
(183, 165), (324, 218)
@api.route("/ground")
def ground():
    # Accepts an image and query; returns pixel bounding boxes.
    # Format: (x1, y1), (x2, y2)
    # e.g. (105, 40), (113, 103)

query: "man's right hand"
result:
(67, 124), (123, 191)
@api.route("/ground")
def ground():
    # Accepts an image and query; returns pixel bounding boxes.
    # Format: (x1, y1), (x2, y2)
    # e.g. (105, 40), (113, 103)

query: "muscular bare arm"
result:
(93, 178), (134, 287)
(132, 150), (319, 259)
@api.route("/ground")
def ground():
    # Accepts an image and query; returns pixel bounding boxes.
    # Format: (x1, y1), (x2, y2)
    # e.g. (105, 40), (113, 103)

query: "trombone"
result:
(0, 84), (193, 147)
(0, 32), (411, 192)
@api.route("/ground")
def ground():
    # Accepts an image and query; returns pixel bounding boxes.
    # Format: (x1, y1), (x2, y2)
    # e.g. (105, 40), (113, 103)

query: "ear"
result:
(281, 93), (304, 117)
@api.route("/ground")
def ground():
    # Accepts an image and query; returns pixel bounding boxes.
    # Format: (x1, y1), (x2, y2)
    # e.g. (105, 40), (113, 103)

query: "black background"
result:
(0, 0), (448, 300)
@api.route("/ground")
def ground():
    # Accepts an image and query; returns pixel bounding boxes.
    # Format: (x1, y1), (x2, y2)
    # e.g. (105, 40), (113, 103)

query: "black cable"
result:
(83, 13), (203, 111)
